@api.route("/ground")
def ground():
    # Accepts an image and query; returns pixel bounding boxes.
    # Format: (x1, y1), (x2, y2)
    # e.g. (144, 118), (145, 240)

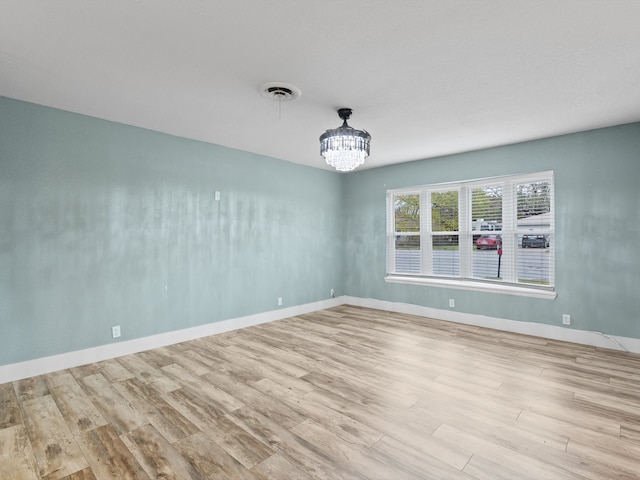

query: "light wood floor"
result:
(2, 306), (640, 479)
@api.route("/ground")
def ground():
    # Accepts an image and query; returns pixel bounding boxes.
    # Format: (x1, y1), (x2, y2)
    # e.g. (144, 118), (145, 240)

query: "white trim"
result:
(384, 275), (557, 299)
(387, 170), (555, 291)
(344, 296), (640, 354)
(3, 294), (638, 384)
(0, 297), (344, 384)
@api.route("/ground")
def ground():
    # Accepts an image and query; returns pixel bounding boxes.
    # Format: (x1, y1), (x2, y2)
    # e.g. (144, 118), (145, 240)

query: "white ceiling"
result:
(2, 1), (639, 171)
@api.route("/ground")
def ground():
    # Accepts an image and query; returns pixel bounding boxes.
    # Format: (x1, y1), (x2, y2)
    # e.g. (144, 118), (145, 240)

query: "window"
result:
(386, 171), (555, 298)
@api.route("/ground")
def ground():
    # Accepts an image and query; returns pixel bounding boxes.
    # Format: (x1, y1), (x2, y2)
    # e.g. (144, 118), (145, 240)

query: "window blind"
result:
(387, 171), (554, 291)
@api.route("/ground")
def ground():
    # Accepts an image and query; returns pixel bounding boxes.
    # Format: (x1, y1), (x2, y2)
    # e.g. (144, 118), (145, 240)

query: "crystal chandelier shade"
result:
(319, 108), (371, 172)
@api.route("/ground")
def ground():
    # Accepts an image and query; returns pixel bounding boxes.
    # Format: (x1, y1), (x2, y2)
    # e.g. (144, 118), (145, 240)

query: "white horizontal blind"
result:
(387, 171), (554, 290)
(515, 177), (554, 286)
(390, 192), (421, 274)
(430, 189), (459, 277)
(471, 183), (503, 281)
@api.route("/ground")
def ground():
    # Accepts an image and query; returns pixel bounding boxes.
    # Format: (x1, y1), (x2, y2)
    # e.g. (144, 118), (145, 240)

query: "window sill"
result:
(384, 275), (557, 299)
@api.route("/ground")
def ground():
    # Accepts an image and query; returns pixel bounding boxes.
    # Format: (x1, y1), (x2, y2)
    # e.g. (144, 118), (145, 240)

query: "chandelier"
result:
(319, 108), (371, 172)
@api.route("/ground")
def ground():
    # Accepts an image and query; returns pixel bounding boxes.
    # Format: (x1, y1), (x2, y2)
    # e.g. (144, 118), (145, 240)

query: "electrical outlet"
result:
(215, 191), (221, 201)
(112, 325), (121, 338)
(278, 297), (283, 306)
(562, 314), (571, 325)
(330, 288), (335, 298)
(449, 299), (455, 308)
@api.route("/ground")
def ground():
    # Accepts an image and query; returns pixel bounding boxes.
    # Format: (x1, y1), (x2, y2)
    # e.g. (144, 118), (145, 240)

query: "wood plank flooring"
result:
(2, 305), (640, 479)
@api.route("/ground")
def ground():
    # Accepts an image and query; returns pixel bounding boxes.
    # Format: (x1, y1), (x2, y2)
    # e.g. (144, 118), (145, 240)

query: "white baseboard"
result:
(2, 295), (638, 384)
(0, 297), (344, 384)
(344, 296), (640, 354)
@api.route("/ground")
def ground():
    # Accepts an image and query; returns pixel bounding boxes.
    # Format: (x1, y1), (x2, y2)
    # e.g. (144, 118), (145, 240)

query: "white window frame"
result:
(385, 171), (556, 299)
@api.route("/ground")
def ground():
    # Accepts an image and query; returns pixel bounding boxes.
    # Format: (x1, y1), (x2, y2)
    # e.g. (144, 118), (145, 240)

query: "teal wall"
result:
(2, 95), (639, 367)
(344, 123), (640, 339)
(0, 97), (344, 365)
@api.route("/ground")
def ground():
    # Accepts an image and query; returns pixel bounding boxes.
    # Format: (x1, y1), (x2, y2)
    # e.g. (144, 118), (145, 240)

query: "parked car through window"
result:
(475, 235), (502, 250)
(522, 234), (549, 248)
